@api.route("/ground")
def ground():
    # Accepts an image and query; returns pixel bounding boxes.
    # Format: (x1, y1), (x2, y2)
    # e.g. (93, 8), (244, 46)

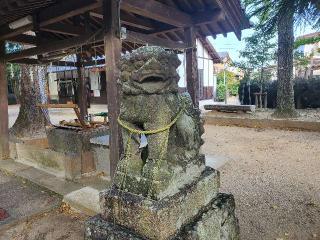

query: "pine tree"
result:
(244, 0), (320, 117)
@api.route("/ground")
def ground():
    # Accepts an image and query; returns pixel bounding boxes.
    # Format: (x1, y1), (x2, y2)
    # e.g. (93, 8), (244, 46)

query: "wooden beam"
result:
(90, 11), (155, 31)
(193, 9), (225, 25)
(121, 11), (155, 31)
(38, 103), (78, 109)
(8, 57), (105, 67)
(0, 24), (33, 41)
(185, 26), (199, 106)
(8, 58), (42, 65)
(125, 30), (187, 49)
(0, 0), (101, 41)
(214, 0), (242, 40)
(0, 41), (9, 159)
(149, 9), (225, 37)
(38, 0), (101, 27)
(4, 27), (187, 61)
(104, 0), (122, 179)
(41, 23), (85, 36)
(3, 31), (102, 61)
(8, 34), (37, 46)
(121, 0), (193, 27)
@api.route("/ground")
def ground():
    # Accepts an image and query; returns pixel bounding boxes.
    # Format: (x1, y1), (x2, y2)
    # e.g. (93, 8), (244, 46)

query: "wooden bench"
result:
(204, 104), (255, 113)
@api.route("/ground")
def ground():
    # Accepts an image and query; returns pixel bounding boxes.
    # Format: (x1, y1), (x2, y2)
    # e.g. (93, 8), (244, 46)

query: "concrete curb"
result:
(64, 187), (100, 216)
(203, 114), (320, 132)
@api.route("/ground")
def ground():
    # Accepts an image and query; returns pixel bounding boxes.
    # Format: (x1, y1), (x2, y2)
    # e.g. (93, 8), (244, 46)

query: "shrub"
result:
(8, 93), (17, 105)
(216, 70), (240, 101)
(216, 81), (226, 102)
(239, 77), (320, 108)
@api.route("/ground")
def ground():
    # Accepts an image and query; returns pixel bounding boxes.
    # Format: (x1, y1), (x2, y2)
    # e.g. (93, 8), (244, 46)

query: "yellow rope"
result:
(117, 104), (185, 135)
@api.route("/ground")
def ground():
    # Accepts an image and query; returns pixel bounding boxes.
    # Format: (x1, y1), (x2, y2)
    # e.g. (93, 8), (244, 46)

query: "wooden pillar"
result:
(76, 56), (88, 121)
(0, 41), (9, 159)
(184, 26), (199, 107)
(103, 0), (122, 179)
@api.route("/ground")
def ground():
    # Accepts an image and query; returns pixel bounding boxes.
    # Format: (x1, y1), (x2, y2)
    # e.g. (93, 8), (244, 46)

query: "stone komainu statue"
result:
(115, 46), (205, 200)
(86, 46), (239, 240)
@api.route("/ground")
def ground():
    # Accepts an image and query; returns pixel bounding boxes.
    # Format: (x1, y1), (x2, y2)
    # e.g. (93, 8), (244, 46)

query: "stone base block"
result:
(85, 193), (239, 240)
(100, 167), (219, 240)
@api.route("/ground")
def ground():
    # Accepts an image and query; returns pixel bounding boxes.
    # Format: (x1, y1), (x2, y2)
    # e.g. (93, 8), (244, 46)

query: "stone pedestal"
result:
(85, 192), (239, 240)
(85, 168), (239, 240)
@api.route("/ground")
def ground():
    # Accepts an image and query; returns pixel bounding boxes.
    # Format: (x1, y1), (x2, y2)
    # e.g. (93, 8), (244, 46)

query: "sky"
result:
(209, 24), (317, 62)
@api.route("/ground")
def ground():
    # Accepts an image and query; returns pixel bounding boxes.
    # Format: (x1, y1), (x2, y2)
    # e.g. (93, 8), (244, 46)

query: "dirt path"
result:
(203, 125), (320, 240)
(0, 210), (85, 240)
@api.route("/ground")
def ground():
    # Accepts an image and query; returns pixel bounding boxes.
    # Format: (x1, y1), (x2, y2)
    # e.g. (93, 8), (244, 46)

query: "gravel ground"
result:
(202, 125), (320, 240)
(6, 105), (320, 239)
(0, 172), (60, 227)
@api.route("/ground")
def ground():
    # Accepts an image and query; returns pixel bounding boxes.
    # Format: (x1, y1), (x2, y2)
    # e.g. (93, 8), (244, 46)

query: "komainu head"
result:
(119, 46), (181, 95)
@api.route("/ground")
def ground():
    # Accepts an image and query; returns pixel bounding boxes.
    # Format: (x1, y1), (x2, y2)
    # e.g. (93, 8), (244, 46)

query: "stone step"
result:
(64, 187), (101, 216)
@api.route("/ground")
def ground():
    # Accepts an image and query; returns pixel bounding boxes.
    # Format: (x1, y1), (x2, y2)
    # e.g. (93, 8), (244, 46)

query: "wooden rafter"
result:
(121, 0), (193, 27)
(41, 23), (86, 36)
(126, 30), (187, 49)
(214, 0), (242, 40)
(148, 8), (225, 37)
(0, 0), (101, 41)
(3, 31), (102, 61)
(9, 34), (37, 45)
(0, 0), (250, 59)
(3, 28), (187, 61)
(90, 11), (156, 31)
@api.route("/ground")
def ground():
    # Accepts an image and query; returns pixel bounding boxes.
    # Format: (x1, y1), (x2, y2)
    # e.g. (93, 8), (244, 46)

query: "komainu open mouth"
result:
(140, 75), (166, 83)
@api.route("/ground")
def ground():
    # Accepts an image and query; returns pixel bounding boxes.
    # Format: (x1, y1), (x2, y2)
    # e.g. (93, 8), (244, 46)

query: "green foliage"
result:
(216, 81), (226, 101)
(5, 42), (21, 53)
(216, 70), (240, 101)
(239, 77), (320, 108)
(243, 0), (319, 116)
(234, 29), (276, 92)
(239, 30), (276, 68)
(294, 36), (320, 49)
(217, 71), (236, 85)
(243, 0), (320, 33)
(5, 43), (21, 97)
(294, 51), (312, 68)
(6, 63), (21, 94)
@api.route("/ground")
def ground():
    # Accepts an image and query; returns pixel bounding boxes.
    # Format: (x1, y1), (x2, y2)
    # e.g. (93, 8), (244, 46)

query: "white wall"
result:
(177, 39), (216, 98)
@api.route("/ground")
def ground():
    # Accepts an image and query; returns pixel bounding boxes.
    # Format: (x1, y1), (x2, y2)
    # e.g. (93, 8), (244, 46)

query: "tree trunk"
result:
(273, 7), (298, 118)
(10, 64), (49, 138)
